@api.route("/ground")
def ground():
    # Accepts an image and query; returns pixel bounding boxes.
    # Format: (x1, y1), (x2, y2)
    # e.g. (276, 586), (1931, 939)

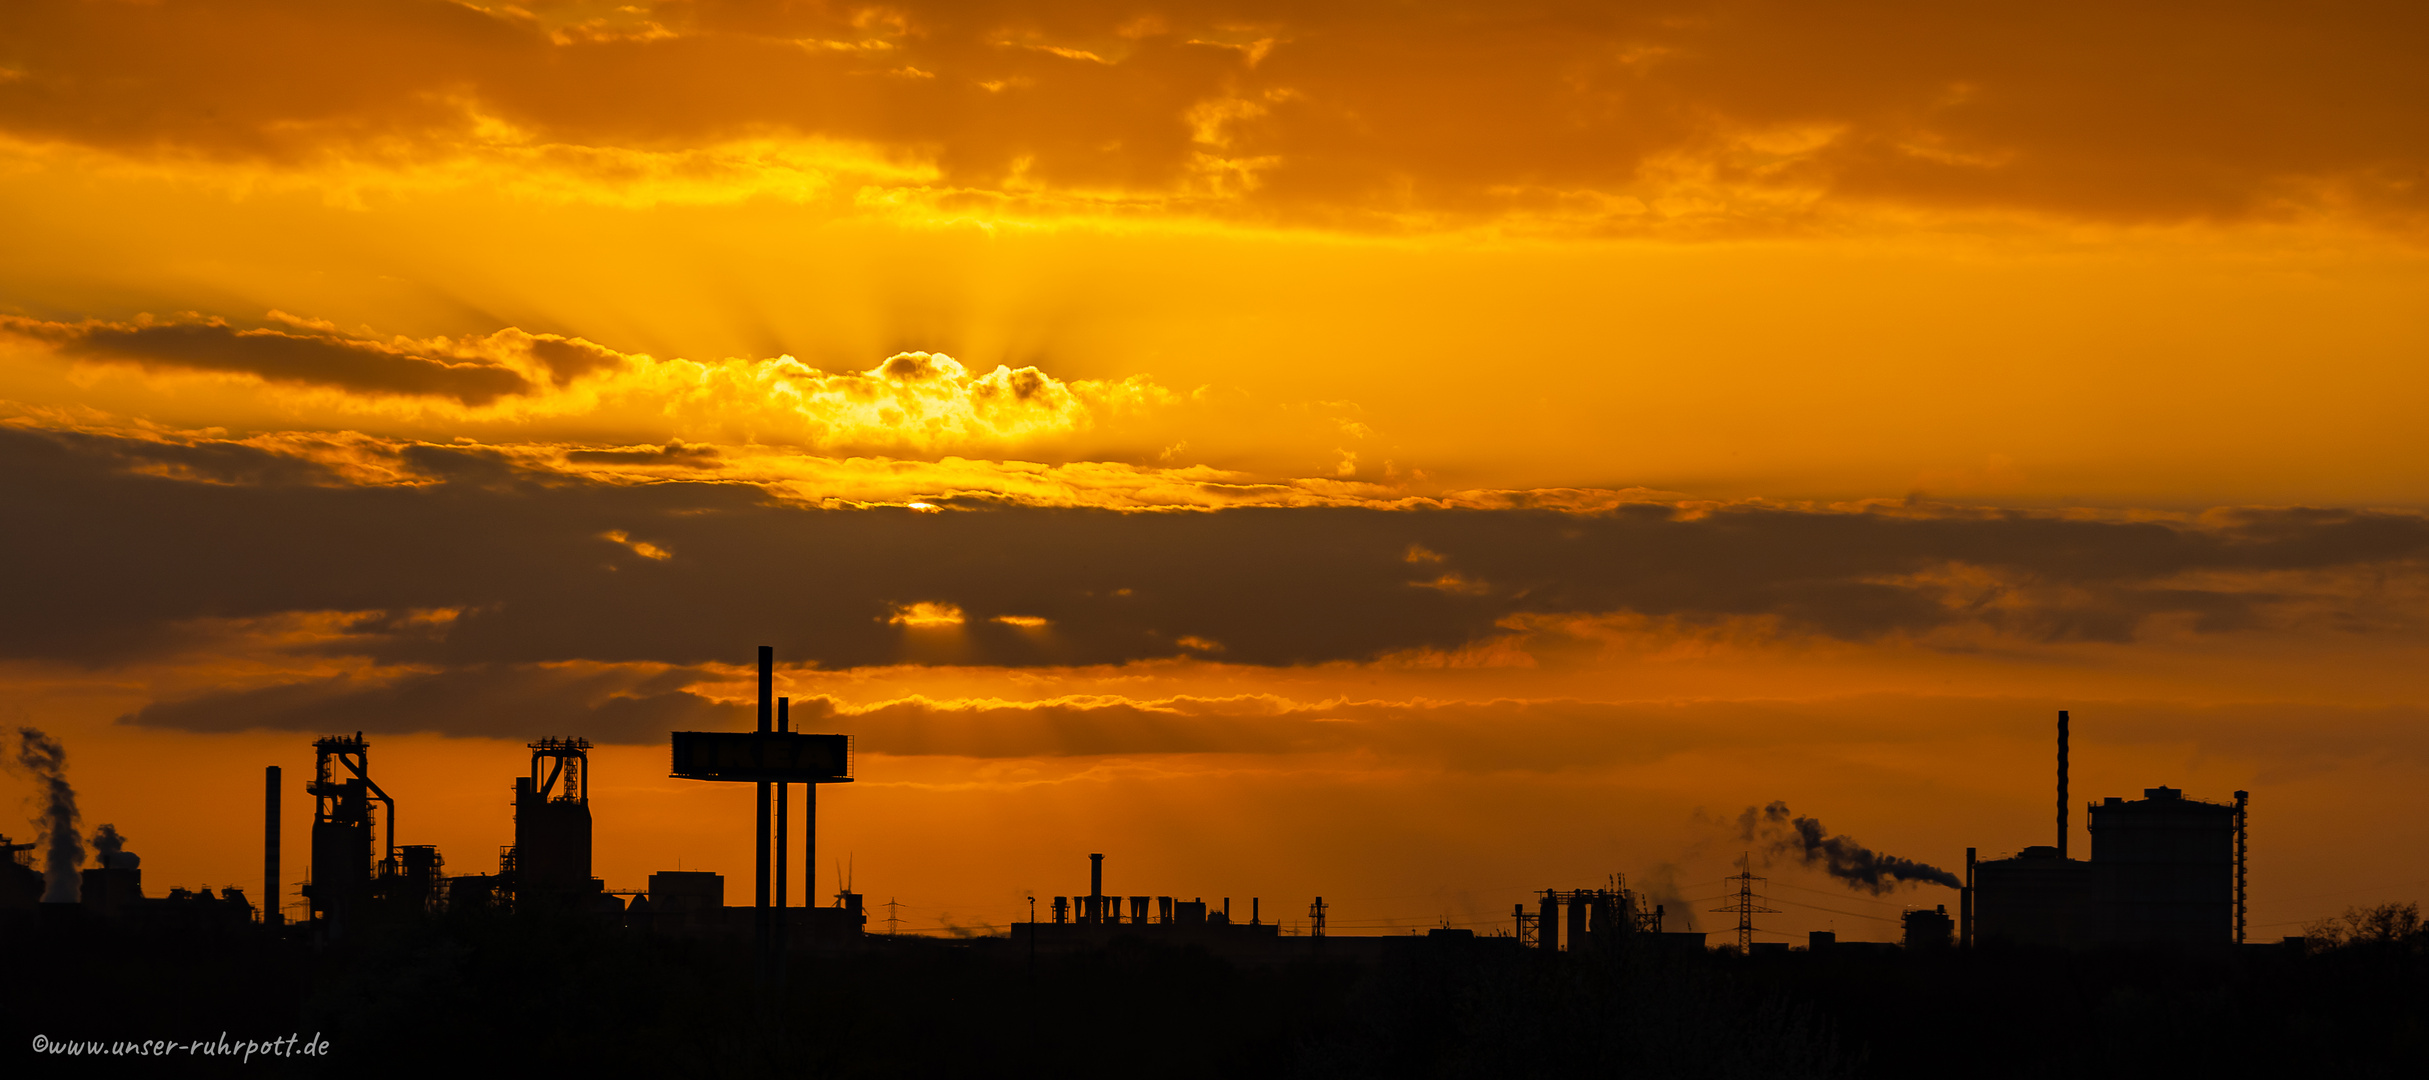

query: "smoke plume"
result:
(12, 727), (84, 902)
(93, 822), (136, 869)
(1739, 801), (1959, 894)
(1634, 863), (1700, 932)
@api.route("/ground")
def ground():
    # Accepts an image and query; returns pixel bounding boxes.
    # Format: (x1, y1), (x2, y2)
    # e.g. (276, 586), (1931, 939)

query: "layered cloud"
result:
(121, 676), (2429, 792)
(6, 420), (2424, 674)
(2, 1), (2421, 232)
(1, 313), (1163, 451)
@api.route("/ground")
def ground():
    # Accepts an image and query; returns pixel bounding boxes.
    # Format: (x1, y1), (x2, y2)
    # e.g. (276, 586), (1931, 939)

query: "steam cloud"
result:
(1740, 801), (1959, 894)
(1634, 863), (1699, 932)
(12, 727), (84, 902)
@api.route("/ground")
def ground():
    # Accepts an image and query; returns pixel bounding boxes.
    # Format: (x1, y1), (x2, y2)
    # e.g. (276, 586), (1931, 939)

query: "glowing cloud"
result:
(2, 313), (1167, 454)
(600, 530), (672, 561)
(888, 602), (968, 628)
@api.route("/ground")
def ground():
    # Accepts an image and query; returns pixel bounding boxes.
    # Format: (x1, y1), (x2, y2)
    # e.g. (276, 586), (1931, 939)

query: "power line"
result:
(1767, 895), (1901, 924)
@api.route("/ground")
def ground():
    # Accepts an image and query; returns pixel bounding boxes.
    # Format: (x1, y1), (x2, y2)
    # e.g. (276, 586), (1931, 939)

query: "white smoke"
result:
(11, 727), (84, 902)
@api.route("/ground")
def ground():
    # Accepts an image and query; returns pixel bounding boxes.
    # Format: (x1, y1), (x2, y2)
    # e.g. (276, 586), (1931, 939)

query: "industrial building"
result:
(1017, 852), (1284, 951)
(249, 649), (870, 949)
(1, 828), (256, 932)
(255, 725), (870, 943)
(1010, 855), (1706, 960)
(1513, 880), (1698, 953)
(1965, 712), (2248, 948)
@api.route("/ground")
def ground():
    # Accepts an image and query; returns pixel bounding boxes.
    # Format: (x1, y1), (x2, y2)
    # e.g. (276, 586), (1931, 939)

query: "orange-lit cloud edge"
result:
(3, 1), (2424, 239)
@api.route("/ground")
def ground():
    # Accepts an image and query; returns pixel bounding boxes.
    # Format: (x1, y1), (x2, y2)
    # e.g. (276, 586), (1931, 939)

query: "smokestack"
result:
(1539, 890), (1559, 951)
(1089, 853), (1104, 924)
(2234, 790), (2249, 945)
(14, 727), (83, 903)
(758, 646), (773, 732)
(2057, 710), (2070, 859)
(264, 766), (282, 927)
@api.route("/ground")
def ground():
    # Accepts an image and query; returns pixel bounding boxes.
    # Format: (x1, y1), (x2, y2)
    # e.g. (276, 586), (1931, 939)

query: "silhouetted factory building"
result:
(1044, 852), (1279, 934)
(1967, 712), (2248, 948)
(1, 828), (256, 932)
(1514, 883), (1697, 952)
(1901, 905), (1954, 949)
(249, 724), (866, 944)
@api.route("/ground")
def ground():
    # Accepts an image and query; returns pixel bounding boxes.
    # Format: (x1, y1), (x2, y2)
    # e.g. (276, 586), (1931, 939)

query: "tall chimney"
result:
(264, 765), (282, 927)
(758, 645), (774, 732)
(2234, 790), (2250, 945)
(2057, 710), (2070, 859)
(1089, 853), (1104, 924)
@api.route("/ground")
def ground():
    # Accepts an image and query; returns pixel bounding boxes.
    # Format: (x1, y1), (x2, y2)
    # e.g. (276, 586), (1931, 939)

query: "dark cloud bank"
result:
(7, 424), (2424, 678)
(0, 315), (609, 405)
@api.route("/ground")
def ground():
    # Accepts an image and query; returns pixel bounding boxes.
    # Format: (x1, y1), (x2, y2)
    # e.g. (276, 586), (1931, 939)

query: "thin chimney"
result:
(2057, 710), (2070, 859)
(1961, 847), (1975, 948)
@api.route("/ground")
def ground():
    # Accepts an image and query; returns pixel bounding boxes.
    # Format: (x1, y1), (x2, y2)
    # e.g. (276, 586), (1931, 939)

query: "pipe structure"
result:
(775, 697), (790, 969)
(264, 766), (282, 927)
(1539, 890), (1560, 951)
(777, 697), (790, 911)
(755, 646), (772, 959)
(2235, 790), (2250, 945)
(2057, 710), (2070, 858)
(804, 783), (817, 927)
(1567, 890), (1589, 950)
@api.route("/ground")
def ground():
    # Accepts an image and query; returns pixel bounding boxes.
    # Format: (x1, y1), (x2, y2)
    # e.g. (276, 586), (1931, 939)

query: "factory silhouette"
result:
(6, 653), (2416, 1078)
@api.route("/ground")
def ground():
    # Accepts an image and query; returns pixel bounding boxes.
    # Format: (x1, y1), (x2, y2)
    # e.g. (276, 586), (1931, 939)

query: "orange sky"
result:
(3, 0), (2426, 943)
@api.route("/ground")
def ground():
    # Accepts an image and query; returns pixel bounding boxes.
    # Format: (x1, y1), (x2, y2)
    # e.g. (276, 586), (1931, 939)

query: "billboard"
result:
(669, 731), (852, 782)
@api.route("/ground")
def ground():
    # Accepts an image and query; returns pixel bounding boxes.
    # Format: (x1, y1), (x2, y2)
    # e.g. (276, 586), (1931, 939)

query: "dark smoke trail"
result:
(1739, 801), (1959, 894)
(13, 727), (84, 902)
(93, 822), (134, 868)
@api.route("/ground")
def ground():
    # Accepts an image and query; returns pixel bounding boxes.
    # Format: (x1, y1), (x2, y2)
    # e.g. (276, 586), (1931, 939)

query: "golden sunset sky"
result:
(3, 0), (2426, 941)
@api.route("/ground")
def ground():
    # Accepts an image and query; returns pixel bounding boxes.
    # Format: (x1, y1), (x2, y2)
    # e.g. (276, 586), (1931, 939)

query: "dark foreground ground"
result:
(8, 914), (2424, 1078)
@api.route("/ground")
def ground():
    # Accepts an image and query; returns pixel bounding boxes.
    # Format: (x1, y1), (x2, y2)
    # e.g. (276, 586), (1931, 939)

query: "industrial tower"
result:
(301, 733), (392, 936)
